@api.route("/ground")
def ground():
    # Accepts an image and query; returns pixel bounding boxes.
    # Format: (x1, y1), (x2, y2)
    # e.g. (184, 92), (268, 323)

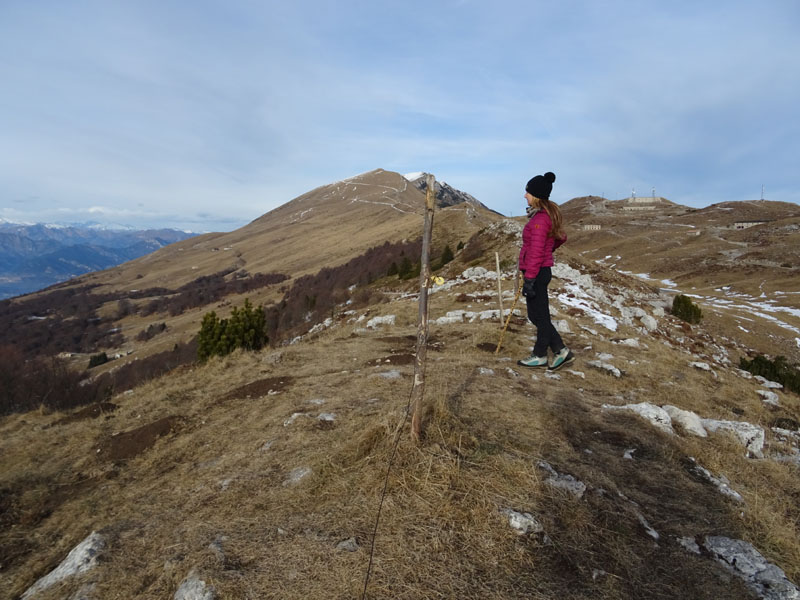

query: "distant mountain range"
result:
(0, 222), (197, 299)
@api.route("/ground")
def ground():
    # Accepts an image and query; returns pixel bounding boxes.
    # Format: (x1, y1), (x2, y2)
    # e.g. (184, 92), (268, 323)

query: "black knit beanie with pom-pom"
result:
(525, 172), (556, 200)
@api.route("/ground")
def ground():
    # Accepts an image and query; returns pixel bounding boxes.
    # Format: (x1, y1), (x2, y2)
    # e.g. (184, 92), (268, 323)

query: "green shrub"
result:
(671, 294), (702, 324)
(740, 355), (800, 395)
(88, 352), (109, 368)
(197, 299), (267, 362)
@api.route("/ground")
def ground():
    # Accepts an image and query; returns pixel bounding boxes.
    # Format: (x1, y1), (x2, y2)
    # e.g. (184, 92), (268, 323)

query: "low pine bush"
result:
(197, 299), (267, 361)
(671, 294), (702, 324)
(740, 354), (800, 394)
(88, 352), (109, 368)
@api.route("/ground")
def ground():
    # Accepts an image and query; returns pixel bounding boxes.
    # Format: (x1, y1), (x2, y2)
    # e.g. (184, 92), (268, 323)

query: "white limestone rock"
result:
(434, 310), (466, 325)
(755, 376), (783, 389)
(336, 537), (360, 552)
(677, 536), (701, 554)
(308, 318), (333, 335)
(638, 513), (660, 541)
(702, 419), (765, 458)
(22, 532), (106, 600)
(690, 361), (712, 371)
(501, 508), (544, 535)
(587, 360), (622, 378)
(758, 390), (780, 406)
(462, 266), (496, 280)
(554, 319), (572, 334)
(687, 458), (744, 503)
(662, 405), (708, 437)
(640, 315), (658, 332)
(283, 412), (309, 427)
(602, 402), (674, 435)
(370, 370), (403, 380)
(702, 536), (800, 600)
(366, 315), (396, 329)
(283, 466), (312, 487)
(538, 461), (586, 499)
(614, 338), (642, 348)
(174, 571), (217, 600)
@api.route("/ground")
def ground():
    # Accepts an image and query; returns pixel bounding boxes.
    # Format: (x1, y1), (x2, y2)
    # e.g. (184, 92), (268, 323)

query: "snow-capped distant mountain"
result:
(0, 223), (197, 300)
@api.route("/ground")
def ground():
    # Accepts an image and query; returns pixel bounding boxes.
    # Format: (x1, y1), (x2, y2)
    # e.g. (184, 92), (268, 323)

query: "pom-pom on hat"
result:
(525, 171), (556, 200)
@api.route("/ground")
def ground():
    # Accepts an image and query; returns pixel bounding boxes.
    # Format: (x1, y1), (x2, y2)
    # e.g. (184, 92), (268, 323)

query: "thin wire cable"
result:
(361, 384), (416, 600)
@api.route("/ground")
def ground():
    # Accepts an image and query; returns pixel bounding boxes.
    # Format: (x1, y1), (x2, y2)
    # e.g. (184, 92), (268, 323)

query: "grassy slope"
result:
(3, 246), (800, 599)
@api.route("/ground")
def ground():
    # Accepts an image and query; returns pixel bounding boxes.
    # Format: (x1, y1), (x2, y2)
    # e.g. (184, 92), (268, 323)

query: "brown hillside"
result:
(561, 197), (800, 361)
(3, 228), (800, 599)
(2, 170), (500, 377)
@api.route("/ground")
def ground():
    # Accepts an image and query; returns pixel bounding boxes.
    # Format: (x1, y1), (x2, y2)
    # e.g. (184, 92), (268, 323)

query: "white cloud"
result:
(0, 0), (798, 229)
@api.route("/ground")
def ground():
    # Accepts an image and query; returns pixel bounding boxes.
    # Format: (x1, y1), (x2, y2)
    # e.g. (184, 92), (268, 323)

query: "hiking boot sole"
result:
(548, 351), (575, 371)
(517, 359), (549, 368)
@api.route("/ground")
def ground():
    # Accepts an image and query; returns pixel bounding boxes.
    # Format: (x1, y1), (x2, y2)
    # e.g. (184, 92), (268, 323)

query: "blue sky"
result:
(1, 1), (798, 231)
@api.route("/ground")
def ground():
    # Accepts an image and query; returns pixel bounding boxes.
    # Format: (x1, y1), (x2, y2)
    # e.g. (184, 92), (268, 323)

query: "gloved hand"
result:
(522, 277), (536, 298)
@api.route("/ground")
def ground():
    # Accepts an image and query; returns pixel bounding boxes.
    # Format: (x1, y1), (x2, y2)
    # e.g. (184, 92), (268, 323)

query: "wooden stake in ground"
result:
(411, 174), (436, 442)
(495, 271), (523, 355)
(495, 252), (504, 328)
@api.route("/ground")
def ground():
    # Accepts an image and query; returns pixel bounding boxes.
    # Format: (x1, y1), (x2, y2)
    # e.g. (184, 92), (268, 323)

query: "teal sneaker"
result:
(518, 354), (548, 368)
(548, 347), (575, 371)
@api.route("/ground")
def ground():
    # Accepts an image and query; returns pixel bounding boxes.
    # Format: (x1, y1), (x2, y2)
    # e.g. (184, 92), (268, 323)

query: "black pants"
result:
(525, 267), (565, 358)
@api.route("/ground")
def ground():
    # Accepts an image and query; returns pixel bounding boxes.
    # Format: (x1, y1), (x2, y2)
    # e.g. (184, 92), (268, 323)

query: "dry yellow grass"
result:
(4, 252), (800, 599)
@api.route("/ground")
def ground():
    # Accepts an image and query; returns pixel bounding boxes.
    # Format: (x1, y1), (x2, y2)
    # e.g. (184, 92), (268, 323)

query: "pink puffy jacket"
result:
(518, 210), (566, 278)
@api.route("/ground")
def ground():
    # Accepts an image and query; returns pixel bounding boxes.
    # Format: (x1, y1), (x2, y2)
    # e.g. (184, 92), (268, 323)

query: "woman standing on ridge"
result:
(517, 171), (574, 371)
